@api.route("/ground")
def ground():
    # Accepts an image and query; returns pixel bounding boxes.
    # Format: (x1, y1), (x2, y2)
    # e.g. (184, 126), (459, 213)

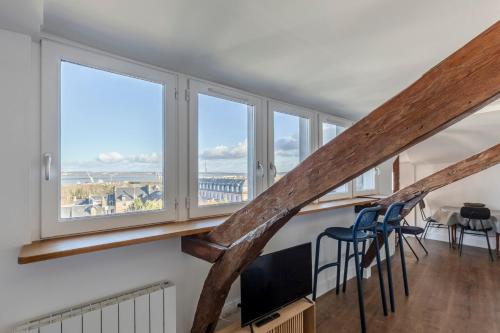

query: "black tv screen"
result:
(240, 243), (312, 326)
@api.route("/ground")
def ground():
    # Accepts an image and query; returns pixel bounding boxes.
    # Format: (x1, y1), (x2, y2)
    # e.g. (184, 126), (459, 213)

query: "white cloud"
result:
(200, 141), (247, 160)
(130, 152), (161, 163)
(97, 152), (125, 163)
(275, 136), (299, 156)
(96, 152), (161, 164)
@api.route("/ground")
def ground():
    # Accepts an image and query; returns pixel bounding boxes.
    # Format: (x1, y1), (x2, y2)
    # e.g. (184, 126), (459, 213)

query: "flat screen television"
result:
(240, 242), (312, 326)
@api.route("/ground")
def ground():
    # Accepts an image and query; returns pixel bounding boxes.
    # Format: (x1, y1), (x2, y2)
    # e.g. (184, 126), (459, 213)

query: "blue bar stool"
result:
(313, 206), (388, 333)
(376, 202), (409, 313)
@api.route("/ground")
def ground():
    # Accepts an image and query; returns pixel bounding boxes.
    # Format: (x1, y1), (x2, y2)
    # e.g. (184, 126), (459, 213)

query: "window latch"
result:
(269, 162), (277, 179)
(43, 153), (52, 181)
(256, 161), (264, 178)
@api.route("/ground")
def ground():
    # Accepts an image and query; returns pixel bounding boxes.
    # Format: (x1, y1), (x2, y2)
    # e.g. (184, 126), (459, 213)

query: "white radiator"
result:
(14, 281), (176, 333)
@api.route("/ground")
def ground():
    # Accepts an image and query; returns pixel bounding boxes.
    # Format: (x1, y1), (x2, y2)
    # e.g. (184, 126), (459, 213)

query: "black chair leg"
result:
(423, 221), (431, 239)
(361, 240), (366, 279)
(336, 241), (342, 294)
(353, 240), (366, 333)
(447, 225), (452, 248)
(402, 234), (419, 261)
(374, 235), (388, 316)
(342, 242), (350, 293)
(398, 230), (410, 296)
(459, 226), (465, 257)
(383, 230), (395, 312)
(480, 220), (494, 262)
(313, 232), (326, 300)
(415, 234), (429, 255)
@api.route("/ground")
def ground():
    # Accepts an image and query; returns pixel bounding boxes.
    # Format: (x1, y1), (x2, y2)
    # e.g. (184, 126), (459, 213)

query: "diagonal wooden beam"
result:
(187, 21), (500, 333)
(362, 143), (500, 268)
(206, 21), (500, 247)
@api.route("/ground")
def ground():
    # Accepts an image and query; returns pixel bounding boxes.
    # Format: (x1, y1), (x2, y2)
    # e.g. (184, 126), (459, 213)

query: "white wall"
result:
(416, 163), (500, 213)
(0, 28), (396, 333)
(409, 162), (500, 247)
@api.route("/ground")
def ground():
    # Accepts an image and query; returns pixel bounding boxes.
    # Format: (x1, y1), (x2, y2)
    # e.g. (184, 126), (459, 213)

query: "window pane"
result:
(356, 169), (376, 192)
(322, 122), (345, 145)
(60, 61), (164, 219)
(322, 122), (347, 194)
(198, 94), (252, 206)
(273, 111), (310, 182)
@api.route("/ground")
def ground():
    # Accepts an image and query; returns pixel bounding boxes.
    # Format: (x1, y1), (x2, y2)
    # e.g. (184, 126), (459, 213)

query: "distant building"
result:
(198, 178), (246, 204)
(115, 184), (162, 213)
(61, 184), (163, 218)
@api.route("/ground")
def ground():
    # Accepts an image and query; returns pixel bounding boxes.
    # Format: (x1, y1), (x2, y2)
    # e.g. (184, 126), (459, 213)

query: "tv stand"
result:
(255, 312), (280, 327)
(216, 298), (316, 333)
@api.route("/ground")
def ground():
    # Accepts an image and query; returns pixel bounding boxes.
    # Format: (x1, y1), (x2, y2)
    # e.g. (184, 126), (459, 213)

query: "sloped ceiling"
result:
(0, 1), (498, 163)
(38, 0), (499, 119)
(401, 98), (500, 165)
(0, 0), (42, 36)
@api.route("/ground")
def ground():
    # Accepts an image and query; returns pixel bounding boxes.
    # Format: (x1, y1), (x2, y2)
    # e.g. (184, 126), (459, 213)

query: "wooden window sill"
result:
(18, 197), (379, 264)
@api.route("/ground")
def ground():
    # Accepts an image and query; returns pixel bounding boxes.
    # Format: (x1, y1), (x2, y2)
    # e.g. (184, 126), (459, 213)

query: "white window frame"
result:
(41, 39), (178, 238)
(187, 79), (265, 218)
(318, 113), (353, 201)
(267, 100), (317, 187)
(354, 168), (380, 197)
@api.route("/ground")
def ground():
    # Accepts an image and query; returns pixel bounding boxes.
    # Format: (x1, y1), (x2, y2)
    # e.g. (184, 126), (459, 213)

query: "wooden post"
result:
(186, 21), (500, 333)
(393, 156), (400, 193)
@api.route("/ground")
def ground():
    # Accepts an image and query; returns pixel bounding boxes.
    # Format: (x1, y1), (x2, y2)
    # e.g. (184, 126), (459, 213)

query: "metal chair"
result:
(376, 202), (409, 313)
(458, 206), (494, 262)
(313, 206), (387, 333)
(399, 218), (428, 261)
(420, 200), (451, 246)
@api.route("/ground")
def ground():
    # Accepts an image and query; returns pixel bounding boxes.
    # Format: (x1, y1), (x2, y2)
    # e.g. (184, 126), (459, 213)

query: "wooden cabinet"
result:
(216, 298), (316, 333)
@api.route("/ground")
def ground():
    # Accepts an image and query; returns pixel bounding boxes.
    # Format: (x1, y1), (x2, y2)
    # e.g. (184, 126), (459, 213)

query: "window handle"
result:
(269, 162), (277, 178)
(43, 153), (52, 181)
(257, 161), (264, 178)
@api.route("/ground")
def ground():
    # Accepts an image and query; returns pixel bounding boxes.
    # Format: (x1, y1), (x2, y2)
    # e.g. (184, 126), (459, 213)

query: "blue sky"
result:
(61, 61), (164, 172)
(61, 61), (304, 175)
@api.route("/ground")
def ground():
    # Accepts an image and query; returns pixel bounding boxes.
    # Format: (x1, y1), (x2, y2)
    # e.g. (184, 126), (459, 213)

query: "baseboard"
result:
(425, 226), (495, 249)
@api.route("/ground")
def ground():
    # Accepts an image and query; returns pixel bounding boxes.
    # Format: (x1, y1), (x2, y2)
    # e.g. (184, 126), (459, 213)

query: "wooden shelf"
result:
(18, 197), (378, 264)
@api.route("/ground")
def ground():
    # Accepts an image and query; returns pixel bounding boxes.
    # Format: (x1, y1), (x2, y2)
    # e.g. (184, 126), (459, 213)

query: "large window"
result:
(60, 62), (165, 218)
(39, 38), (379, 238)
(318, 115), (353, 201)
(41, 40), (177, 237)
(268, 102), (315, 185)
(188, 80), (263, 218)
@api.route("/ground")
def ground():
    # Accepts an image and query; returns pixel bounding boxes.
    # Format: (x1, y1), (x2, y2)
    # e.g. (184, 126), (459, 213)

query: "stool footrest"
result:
(317, 261), (340, 274)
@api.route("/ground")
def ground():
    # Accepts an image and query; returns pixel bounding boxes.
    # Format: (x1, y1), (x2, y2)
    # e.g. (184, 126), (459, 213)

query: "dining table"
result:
(431, 205), (500, 254)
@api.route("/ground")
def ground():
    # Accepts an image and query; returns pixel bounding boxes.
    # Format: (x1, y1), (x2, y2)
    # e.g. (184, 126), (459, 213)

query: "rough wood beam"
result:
(206, 21), (500, 247)
(362, 143), (500, 268)
(188, 21), (500, 333)
(181, 234), (227, 263)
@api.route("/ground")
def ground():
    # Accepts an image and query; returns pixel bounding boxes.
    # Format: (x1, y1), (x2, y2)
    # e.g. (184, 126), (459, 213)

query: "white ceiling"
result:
(401, 98), (500, 165)
(1, 0), (499, 163)
(0, 0), (42, 36)
(33, 0), (498, 120)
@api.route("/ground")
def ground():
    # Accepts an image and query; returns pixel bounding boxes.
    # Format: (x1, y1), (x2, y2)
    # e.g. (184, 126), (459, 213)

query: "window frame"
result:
(267, 100), (317, 187)
(187, 79), (265, 218)
(41, 39), (178, 238)
(318, 113), (354, 201)
(353, 168), (380, 196)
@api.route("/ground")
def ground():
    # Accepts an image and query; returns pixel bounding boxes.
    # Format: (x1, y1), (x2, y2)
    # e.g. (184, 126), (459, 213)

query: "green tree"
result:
(128, 198), (144, 211)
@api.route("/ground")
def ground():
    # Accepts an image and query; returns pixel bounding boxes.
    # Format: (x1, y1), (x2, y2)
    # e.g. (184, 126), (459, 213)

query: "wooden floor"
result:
(316, 239), (500, 333)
